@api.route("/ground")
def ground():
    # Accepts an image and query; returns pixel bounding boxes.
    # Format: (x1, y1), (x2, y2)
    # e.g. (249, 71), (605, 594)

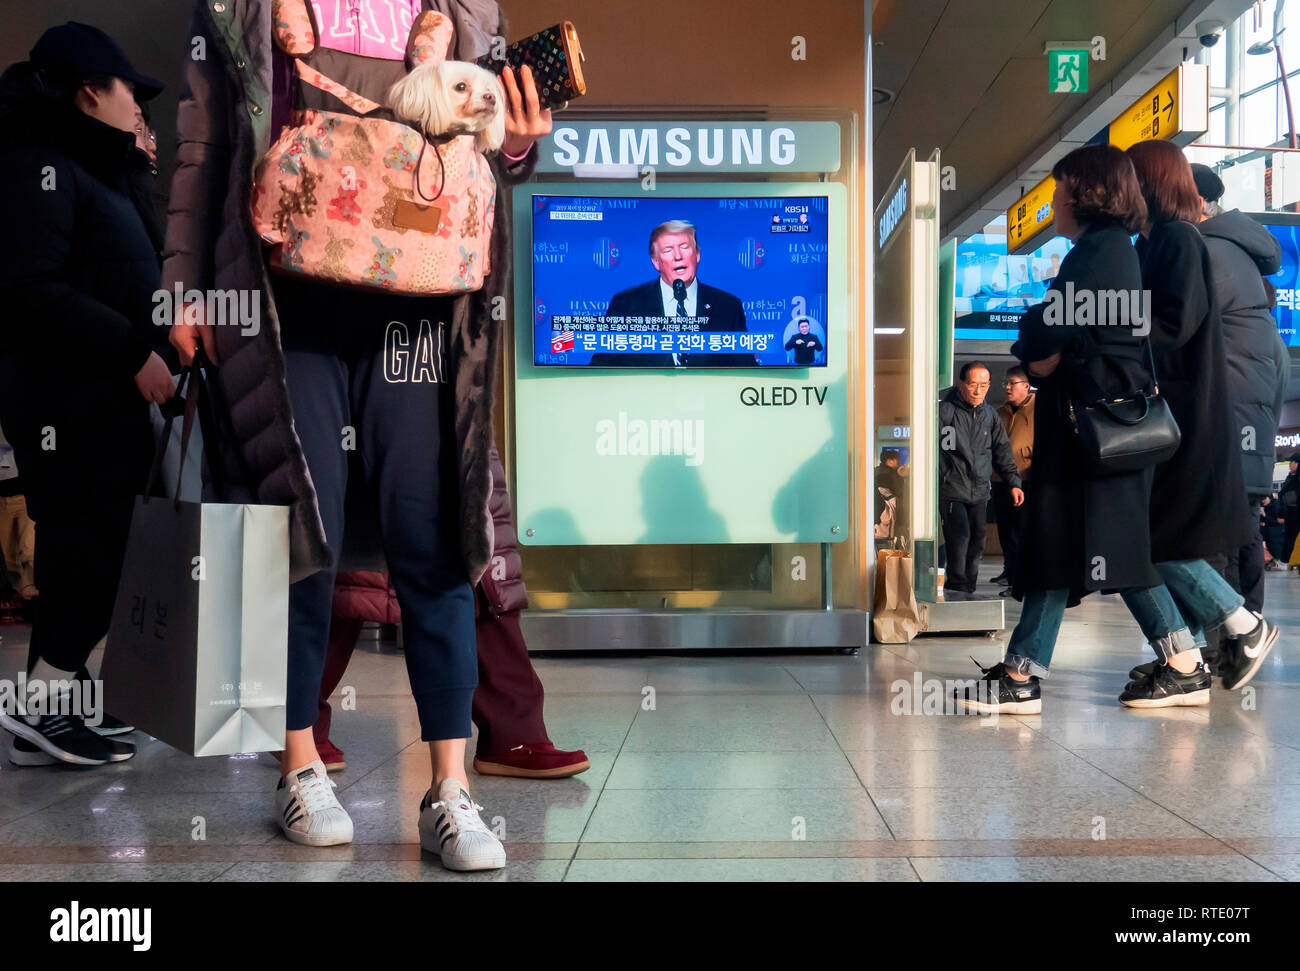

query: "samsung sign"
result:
(537, 121), (842, 175)
(878, 176), (908, 251)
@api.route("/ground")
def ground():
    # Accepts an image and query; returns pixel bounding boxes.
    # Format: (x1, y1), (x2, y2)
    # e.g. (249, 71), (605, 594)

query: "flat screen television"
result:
(530, 193), (830, 368)
(953, 220), (1072, 341)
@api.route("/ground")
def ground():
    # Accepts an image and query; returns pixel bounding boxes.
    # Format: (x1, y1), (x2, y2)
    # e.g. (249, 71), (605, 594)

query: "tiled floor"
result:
(0, 564), (1296, 882)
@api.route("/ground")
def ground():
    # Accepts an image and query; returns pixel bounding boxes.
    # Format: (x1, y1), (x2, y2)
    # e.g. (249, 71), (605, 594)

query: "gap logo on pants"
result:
(383, 320), (447, 384)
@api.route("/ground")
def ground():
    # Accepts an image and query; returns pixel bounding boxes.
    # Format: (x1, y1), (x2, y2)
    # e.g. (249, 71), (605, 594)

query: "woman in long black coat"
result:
(1123, 139), (1279, 695)
(962, 144), (1203, 714)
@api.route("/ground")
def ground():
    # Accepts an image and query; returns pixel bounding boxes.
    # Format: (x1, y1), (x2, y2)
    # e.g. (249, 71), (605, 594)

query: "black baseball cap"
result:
(29, 21), (163, 102)
(1190, 162), (1225, 204)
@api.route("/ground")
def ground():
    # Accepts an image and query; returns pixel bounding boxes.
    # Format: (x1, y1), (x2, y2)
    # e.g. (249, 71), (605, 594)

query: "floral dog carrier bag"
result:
(253, 0), (496, 295)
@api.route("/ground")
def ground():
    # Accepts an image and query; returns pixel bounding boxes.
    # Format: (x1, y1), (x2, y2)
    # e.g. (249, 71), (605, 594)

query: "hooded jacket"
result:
(1197, 209), (1289, 499)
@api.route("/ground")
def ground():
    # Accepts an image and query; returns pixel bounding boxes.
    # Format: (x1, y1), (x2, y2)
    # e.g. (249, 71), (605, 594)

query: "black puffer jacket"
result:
(937, 387), (1021, 504)
(1198, 209), (1289, 499)
(0, 63), (170, 517)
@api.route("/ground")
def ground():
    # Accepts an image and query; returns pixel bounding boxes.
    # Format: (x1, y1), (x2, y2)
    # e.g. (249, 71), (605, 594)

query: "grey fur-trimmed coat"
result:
(162, 0), (529, 583)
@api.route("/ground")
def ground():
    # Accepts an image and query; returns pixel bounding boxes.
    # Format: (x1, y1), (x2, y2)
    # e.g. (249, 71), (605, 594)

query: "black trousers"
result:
(1204, 502), (1266, 664)
(941, 498), (988, 593)
(1225, 502), (1265, 614)
(26, 504), (134, 674)
(0, 357), (152, 676)
(992, 480), (1026, 582)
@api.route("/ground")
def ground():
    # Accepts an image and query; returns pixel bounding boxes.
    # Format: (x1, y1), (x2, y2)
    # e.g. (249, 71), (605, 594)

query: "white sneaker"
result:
(418, 779), (506, 871)
(274, 759), (354, 846)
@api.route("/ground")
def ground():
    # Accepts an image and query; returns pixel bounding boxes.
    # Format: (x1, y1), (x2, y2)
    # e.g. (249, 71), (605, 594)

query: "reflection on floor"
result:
(0, 563), (1296, 882)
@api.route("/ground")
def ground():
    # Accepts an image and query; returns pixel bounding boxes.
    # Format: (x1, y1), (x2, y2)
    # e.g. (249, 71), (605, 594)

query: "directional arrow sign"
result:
(1108, 63), (1206, 151)
(1005, 175), (1056, 254)
(1004, 63), (1208, 253)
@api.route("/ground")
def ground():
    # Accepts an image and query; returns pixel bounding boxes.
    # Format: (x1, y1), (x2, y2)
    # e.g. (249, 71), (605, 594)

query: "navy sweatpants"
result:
(276, 277), (476, 741)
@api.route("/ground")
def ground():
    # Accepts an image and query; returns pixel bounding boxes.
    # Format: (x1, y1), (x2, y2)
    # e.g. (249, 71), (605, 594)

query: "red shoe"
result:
(316, 738), (346, 773)
(473, 742), (589, 779)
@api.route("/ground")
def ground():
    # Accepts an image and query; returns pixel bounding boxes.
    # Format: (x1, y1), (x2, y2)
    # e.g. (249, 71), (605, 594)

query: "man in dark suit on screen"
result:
(590, 220), (755, 367)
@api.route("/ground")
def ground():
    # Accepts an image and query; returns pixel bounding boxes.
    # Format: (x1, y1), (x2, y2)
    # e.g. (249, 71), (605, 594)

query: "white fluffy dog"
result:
(388, 59), (506, 154)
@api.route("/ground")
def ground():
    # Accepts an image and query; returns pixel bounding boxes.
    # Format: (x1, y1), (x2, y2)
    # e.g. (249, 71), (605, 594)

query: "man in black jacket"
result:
(938, 362), (1023, 596)
(0, 23), (172, 767)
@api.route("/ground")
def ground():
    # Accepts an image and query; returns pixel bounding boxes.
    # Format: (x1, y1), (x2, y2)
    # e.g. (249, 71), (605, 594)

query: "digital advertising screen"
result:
(1255, 215), (1300, 346)
(531, 194), (830, 368)
(954, 221), (1072, 341)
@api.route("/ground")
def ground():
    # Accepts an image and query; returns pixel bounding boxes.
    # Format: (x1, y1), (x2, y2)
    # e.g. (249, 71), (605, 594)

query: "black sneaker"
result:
(1222, 614), (1279, 690)
(5, 732), (133, 765)
(0, 713), (114, 766)
(954, 659), (1042, 715)
(1129, 659), (1160, 681)
(74, 668), (135, 737)
(88, 712), (135, 738)
(7, 734), (55, 766)
(1119, 663), (1211, 708)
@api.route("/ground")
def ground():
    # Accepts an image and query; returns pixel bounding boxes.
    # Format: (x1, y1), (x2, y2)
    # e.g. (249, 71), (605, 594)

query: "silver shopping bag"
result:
(103, 359), (289, 756)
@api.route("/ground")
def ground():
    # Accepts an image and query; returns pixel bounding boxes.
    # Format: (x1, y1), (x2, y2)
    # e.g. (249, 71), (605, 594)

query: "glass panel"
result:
(872, 150), (940, 601)
(1243, 87), (1281, 146)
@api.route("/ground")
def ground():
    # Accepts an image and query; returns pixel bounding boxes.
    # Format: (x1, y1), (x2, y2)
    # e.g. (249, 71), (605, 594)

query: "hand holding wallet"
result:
(475, 21), (586, 110)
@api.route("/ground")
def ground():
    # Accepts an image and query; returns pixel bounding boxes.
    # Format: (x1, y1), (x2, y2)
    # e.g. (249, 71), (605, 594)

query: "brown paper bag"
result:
(872, 545), (919, 643)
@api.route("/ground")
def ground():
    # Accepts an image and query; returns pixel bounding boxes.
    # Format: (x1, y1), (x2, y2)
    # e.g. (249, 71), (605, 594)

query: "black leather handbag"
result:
(1067, 341), (1181, 476)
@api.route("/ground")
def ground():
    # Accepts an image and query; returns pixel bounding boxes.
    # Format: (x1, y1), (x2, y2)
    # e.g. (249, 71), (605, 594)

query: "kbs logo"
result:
(551, 330), (575, 353)
(592, 237), (620, 270)
(738, 237), (766, 270)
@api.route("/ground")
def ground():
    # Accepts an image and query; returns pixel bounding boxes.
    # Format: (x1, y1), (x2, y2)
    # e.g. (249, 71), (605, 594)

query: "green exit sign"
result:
(1049, 49), (1088, 93)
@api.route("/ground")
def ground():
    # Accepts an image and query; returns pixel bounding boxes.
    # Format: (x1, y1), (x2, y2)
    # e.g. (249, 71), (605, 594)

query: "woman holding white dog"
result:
(165, 0), (550, 870)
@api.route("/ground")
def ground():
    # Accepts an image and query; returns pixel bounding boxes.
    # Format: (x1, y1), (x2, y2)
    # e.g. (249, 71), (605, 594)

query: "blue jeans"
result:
(1006, 582), (1192, 678)
(1154, 559), (1245, 645)
(1119, 586), (1197, 660)
(1003, 588), (1068, 677)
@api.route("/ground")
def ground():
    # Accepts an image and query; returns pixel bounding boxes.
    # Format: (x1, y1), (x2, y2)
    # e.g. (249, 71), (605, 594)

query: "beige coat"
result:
(994, 394), (1034, 482)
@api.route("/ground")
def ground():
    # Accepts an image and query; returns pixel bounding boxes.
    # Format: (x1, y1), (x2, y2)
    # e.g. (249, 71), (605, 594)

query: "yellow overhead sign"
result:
(1003, 63), (1209, 254)
(1109, 63), (1209, 151)
(1005, 175), (1055, 254)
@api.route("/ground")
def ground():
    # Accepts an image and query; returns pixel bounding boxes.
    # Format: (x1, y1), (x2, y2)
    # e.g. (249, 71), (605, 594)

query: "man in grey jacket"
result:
(938, 362), (1023, 596)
